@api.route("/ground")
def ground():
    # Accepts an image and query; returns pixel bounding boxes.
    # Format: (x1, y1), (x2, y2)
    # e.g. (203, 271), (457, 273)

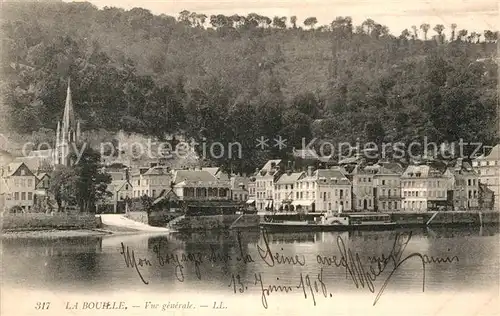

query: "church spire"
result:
(62, 77), (76, 137)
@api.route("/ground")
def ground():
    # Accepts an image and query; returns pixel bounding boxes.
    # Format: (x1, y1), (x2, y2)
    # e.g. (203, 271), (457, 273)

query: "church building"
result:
(53, 78), (81, 167)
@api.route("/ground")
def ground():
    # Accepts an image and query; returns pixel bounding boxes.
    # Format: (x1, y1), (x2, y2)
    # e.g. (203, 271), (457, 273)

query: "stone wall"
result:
(1, 213), (100, 231)
(125, 211), (148, 224)
(173, 215), (242, 231)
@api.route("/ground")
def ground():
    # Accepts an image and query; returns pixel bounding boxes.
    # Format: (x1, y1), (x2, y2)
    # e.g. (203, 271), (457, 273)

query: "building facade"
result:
(131, 165), (172, 198)
(230, 175), (249, 202)
(172, 169), (230, 201)
(444, 159), (479, 210)
(314, 168), (352, 213)
(348, 165), (375, 211)
(472, 145), (499, 210)
(369, 163), (403, 212)
(401, 164), (450, 211)
(0, 162), (37, 212)
(274, 171), (303, 211)
(254, 160), (283, 211)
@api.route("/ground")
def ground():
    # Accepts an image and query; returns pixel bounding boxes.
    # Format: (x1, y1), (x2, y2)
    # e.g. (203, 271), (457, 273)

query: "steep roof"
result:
(108, 180), (131, 193)
(315, 169), (348, 180)
(402, 164), (443, 178)
(4, 162), (36, 177)
(276, 172), (303, 184)
(36, 172), (49, 180)
(144, 166), (171, 176)
(485, 144), (500, 160)
(202, 167), (219, 176)
(173, 170), (218, 184)
(261, 159), (282, 171)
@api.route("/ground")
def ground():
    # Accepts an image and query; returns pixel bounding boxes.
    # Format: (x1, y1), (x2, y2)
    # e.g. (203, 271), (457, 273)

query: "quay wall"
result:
(169, 214), (261, 231)
(1, 213), (101, 231)
(152, 211), (500, 231)
(388, 211), (500, 226)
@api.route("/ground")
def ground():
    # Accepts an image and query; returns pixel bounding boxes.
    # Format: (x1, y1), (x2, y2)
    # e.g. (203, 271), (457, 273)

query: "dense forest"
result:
(1, 2), (498, 172)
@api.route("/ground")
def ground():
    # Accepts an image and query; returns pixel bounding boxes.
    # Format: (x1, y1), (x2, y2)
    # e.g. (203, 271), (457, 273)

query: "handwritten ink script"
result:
(120, 230), (459, 308)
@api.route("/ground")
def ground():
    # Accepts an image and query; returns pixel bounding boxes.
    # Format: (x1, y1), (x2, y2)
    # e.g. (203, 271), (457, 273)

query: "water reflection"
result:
(1, 226), (498, 296)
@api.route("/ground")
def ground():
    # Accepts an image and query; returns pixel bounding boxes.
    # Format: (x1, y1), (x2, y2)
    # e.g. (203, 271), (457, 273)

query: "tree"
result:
(457, 29), (468, 41)
(433, 24), (445, 43)
(178, 10), (191, 25)
(450, 23), (457, 41)
(362, 19), (375, 34)
(420, 23), (430, 40)
(49, 165), (78, 211)
(331, 16), (353, 40)
(304, 17), (318, 30)
(411, 25), (418, 39)
(290, 16), (297, 29)
(272, 16), (287, 29)
(70, 146), (112, 213)
(400, 28), (411, 40)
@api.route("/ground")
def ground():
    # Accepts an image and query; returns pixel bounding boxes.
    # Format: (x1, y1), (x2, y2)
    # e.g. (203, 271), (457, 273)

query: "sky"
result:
(79, 0), (499, 35)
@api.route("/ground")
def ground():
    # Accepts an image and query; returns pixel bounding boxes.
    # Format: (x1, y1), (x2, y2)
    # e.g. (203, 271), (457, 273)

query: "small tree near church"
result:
(50, 146), (111, 213)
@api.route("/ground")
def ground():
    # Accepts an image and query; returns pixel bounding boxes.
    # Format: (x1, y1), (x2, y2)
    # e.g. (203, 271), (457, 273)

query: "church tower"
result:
(53, 78), (81, 166)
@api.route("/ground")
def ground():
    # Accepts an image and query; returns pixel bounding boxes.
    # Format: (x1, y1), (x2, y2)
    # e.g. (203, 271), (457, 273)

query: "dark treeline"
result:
(1, 2), (498, 173)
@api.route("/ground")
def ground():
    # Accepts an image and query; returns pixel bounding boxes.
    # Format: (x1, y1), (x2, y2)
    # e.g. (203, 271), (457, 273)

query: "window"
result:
(27, 179), (33, 187)
(20, 170), (26, 176)
(382, 180), (386, 185)
(28, 192), (32, 200)
(14, 192), (19, 200)
(21, 192), (26, 200)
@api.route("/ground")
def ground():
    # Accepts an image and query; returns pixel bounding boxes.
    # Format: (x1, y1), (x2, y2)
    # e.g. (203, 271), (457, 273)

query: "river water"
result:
(1, 226), (499, 316)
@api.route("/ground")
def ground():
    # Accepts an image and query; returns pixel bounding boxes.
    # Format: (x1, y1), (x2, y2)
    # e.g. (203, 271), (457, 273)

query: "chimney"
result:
(287, 169), (292, 176)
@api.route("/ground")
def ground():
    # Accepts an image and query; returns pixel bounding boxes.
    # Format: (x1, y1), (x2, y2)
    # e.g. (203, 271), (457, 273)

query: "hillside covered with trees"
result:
(1, 2), (498, 172)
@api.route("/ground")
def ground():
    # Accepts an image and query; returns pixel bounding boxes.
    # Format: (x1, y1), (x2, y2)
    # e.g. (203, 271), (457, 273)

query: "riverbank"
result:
(0, 224), (143, 239)
(1, 213), (170, 238)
